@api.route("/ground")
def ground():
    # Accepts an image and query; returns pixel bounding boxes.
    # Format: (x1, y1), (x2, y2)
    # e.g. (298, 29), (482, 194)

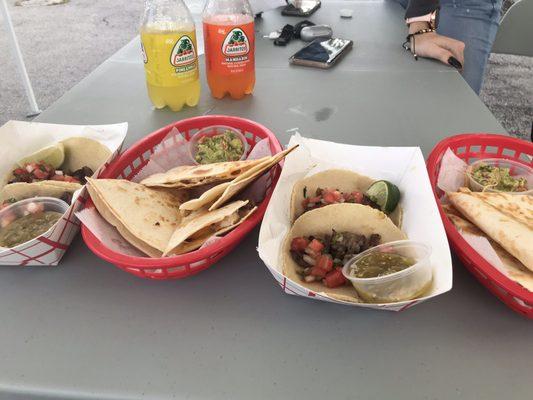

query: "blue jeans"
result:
(397, 0), (503, 94)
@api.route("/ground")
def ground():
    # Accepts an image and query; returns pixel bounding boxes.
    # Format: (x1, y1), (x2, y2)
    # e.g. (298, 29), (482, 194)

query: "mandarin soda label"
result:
(207, 23), (254, 76)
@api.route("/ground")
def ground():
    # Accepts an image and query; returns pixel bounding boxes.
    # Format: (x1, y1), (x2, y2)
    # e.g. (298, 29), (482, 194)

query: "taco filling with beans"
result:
(290, 230), (382, 288)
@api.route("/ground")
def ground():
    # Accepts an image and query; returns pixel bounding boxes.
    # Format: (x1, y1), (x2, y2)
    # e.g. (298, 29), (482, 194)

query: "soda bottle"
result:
(202, 0), (255, 99)
(140, 0), (201, 111)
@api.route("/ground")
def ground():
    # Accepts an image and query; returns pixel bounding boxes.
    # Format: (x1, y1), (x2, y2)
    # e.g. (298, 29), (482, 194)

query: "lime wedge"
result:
(365, 180), (400, 214)
(18, 143), (65, 169)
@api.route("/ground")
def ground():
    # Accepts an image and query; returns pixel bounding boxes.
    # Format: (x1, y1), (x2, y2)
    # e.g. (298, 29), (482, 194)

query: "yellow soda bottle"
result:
(140, 0), (201, 111)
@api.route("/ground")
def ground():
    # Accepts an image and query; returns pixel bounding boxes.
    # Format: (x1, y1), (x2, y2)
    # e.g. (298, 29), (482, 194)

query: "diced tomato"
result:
(323, 269), (347, 288)
(307, 196), (321, 204)
(32, 168), (49, 179)
(308, 238), (324, 254)
(291, 237), (309, 252)
(51, 174), (65, 181)
(315, 254), (333, 272)
(310, 266), (327, 278)
(301, 198), (309, 208)
(322, 190), (339, 204)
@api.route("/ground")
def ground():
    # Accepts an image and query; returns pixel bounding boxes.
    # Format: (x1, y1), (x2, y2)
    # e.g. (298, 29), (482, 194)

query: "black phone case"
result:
(289, 40), (353, 69)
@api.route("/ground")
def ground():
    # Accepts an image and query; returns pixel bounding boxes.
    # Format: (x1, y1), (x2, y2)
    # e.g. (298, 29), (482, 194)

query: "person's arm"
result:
(403, 0), (465, 69)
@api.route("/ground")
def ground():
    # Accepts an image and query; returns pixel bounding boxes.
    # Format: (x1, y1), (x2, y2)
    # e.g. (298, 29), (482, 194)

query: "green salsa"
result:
(471, 163), (528, 192)
(349, 252), (416, 278)
(0, 211), (62, 248)
(195, 131), (244, 164)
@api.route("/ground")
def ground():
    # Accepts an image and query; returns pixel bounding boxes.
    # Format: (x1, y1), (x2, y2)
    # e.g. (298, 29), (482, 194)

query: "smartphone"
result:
(282, 0), (321, 17)
(289, 38), (353, 69)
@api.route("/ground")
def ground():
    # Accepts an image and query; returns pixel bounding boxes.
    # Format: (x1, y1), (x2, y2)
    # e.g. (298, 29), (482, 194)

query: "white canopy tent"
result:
(1, 0), (41, 116)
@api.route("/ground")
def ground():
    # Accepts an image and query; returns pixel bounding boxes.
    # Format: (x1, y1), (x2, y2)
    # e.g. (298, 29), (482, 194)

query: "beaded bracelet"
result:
(402, 28), (436, 60)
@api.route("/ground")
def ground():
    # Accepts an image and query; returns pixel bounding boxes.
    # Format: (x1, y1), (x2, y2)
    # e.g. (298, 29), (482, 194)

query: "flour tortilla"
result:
(447, 189), (533, 272)
(290, 169), (402, 226)
(442, 204), (533, 292)
(164, 200), (250, 256)
(60, 137), (111, 172)
(0, 180), (81, 203)
(167, 206), (257, 256)
(466, 191), (533, 229)
(140, 157), (269, 189)
(282, 203), (407, 303)
(179, 182), (231, 211)
(86, 178), (187, 256)
(208, 146), (298, 211)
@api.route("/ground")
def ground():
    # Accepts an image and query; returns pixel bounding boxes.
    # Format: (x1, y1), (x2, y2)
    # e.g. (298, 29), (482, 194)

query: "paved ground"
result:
(0, 0), (531, 139)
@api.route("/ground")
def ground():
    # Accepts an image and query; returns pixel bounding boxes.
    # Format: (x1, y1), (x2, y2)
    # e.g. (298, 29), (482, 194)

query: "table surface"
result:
(2, 2), (530, 400)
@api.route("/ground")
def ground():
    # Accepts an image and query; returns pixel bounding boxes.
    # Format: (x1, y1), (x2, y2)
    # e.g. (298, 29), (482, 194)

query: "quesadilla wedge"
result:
(140, 157), (270, 189)
(208, 146), (298, 211)
(164, 200), (252, 256)
(447, 188), (533, 272)
(167, 205), (257, 256)
(282, 203), (407, 303)
(466, 191), (532, 229)
(442, 204), (533, 292)
(86, 178), (188, 257)
(290, 169), (402, 227)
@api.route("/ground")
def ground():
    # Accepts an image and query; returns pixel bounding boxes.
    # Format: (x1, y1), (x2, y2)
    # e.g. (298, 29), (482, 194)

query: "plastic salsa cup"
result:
(466, 157), (533, 195)
(342, 240), (433, 303)
(0, 197), (68, 249)
(189, 125), (248, 165)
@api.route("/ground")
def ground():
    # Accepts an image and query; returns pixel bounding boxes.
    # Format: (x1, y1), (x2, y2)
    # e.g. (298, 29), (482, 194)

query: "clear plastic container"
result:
(189, 125), (248, 164)
(342, 240), (433, 303)
(466, 158), (533, 195)
(0, 197), (69, 248)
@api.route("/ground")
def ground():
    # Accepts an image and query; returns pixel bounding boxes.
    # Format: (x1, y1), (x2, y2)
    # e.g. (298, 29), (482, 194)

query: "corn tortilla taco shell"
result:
(208, 146), (298, 211)
(442, 204), (533, 292)
(0, 180), (82, 203)
(282, 203), (407, 303)
(290, 169), (402, 227)
(60, 137), (112, 172)
(164, 200), (251, 256)
(447, 189), (533, 272)
(140, 157), (270, 189)
(86, 178), (187, 256)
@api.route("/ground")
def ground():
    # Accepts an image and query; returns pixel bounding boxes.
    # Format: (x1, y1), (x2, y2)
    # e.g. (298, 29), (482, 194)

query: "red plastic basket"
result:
(426, 133), (533, 318)
(81, 115), (283, 280)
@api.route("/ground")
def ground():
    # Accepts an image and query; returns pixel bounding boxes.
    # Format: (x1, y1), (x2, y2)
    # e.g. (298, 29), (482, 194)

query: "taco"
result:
(1, 137), (110, 207)
(290, 169), (402, 226)
(282, 203), (407, 302)
(140, 157), (270, 189)
(86, 178), (188, 257)
(0, 181), (81, 208)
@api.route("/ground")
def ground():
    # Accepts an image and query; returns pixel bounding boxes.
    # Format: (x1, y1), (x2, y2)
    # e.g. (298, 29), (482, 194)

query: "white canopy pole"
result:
(0, 0), (41, 116)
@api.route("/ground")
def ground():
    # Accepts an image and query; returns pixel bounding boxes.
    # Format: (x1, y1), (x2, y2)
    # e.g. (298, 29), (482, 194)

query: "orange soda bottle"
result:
(202, 0), (255, 99)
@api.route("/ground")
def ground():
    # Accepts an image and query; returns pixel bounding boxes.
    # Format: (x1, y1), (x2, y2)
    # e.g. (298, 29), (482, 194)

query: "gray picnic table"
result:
(0, 1), (530, 400)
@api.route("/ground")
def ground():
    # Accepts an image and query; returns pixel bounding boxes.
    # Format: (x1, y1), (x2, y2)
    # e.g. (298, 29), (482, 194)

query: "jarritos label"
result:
(222, 28), (250, 62)
(170, 35), (197, 73)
